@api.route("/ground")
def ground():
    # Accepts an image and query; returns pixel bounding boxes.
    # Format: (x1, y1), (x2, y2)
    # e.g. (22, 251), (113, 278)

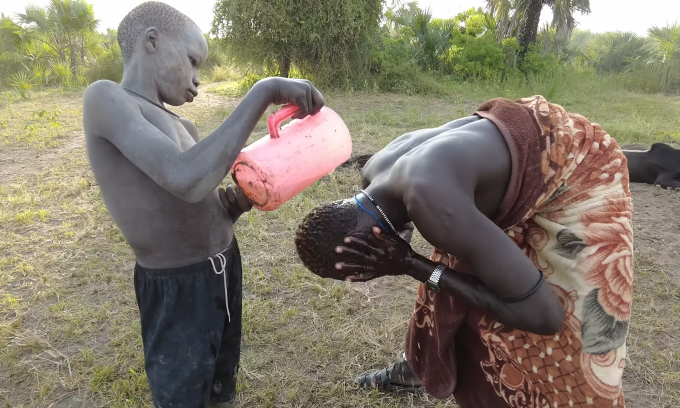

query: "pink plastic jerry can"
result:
(231, 105), (352, 211)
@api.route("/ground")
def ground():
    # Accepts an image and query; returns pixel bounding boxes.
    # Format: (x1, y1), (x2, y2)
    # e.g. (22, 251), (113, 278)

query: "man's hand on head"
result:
(219, 184), (253, 221)
(334, 227), (416, 281)
(257, 77), (325, 119)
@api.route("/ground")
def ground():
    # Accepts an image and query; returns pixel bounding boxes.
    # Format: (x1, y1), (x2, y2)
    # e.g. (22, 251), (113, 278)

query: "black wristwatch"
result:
(425, 264), (446, 292)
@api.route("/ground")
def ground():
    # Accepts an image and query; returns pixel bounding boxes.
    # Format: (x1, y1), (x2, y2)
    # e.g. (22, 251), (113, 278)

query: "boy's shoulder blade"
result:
(83, 81), (138, 140)
(84, 79), (124, 100)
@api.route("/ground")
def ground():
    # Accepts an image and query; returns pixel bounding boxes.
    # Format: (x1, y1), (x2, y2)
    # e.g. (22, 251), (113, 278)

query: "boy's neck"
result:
(120, 61), (163, 106)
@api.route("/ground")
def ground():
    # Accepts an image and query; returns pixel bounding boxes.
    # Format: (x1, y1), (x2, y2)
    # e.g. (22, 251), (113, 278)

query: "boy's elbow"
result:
(175, 177), (216, 204)
(163, 178), (204, 204)
(178, 184), (207, 204)
(182, 191), (204, 204)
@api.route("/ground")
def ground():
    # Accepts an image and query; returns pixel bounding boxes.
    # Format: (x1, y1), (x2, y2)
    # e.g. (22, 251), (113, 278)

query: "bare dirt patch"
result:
(0, 132), (84, 187)
(629, 184), (680, 284)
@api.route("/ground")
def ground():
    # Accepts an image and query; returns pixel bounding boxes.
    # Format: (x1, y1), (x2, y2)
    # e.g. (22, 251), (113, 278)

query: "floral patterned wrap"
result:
(404, 95), (634, 407)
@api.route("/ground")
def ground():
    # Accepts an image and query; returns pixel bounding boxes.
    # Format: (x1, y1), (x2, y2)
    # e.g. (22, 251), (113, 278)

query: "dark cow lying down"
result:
(621, 143), (680, 189)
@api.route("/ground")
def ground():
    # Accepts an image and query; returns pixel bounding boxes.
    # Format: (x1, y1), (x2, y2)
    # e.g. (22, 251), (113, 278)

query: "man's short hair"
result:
(117, 1), (197, 63)
(295, 200), (360, 279)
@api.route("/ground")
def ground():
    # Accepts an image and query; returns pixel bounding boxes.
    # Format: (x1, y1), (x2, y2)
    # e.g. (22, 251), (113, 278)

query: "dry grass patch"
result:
(0, 84), (679, 407)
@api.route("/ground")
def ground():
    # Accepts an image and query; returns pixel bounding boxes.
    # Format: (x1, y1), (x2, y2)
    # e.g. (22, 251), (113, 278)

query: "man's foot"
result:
(355, 357), (422, 392)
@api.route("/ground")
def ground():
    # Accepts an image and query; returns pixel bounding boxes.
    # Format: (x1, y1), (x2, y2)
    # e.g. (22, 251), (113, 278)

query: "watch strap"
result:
(426, 264), (446, 292)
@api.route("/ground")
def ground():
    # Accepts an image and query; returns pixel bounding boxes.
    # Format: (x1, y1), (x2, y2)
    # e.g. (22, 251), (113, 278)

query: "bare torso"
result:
(86, 93), (232, 269)
(361, 116), (510, 220)
(347, 114), (564, 335)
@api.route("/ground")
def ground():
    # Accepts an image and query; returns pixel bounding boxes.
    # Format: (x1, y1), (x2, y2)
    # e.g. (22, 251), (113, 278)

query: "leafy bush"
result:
(204, 35), (228, 69)
(50, 60), (73, 88)
(210, 66), (237, 82)
(443, 34), (506, 80)
(587, 32), (647, 73)
(370, 31), (412, 73)
(374, 64), (440, 94)
(519, 46), (562, 76)
(87, 42), (123, 83)
(525, 70), (575, 100)
(368, 29), (444, 94)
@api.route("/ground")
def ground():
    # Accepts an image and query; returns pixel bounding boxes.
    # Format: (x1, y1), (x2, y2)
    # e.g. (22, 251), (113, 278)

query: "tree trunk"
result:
(278, 54), (291, 78)
(70, 49), (78, 78)
(518, 0), (543, 55)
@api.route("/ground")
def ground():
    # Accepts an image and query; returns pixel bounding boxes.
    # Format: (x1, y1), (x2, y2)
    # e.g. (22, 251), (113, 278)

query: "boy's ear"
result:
(144, 27), (159, 54)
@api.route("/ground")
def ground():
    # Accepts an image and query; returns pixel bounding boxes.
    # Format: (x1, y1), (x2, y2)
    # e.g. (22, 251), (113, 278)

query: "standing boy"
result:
(83, 2), (325, 406)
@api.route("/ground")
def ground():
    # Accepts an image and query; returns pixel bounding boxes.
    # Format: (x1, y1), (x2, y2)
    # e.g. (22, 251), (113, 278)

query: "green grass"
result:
(0, 76), (679, 407)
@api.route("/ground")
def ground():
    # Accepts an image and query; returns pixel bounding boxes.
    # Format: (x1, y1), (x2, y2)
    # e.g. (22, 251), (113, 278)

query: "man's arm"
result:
(406, 178), (564, 334)
(406, 251), (560, 334)
(337, 221), (562, 334)
(83, 78), (323, 203)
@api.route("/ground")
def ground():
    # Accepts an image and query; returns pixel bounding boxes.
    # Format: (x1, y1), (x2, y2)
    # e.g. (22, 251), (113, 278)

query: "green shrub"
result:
(519, 46), (562, 76)
(210, 66), (237, 82)
(374, 64), (440, 94)
(87, 42), (124, 83)
(525, 70), (574, 100)
(442, 34), (505, 80)
(212, 0), (382, 87)
(370, 31), (412, 73)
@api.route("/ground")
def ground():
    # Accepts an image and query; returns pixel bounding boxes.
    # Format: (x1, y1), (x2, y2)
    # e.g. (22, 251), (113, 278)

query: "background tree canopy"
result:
(211, 0), (382, 85)
(0, 0), (678, 96)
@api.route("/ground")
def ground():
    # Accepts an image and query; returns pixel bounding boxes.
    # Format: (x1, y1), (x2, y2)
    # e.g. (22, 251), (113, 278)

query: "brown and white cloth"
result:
(404, 95), (633, 407)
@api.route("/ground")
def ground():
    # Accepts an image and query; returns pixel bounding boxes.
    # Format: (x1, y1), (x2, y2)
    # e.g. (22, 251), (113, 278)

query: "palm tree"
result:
(385, 4), (456, 71)
(486, 0), (590, 52)
(18, 0), (99, 75)
(639, 23), (680, 92)
(0, 15), (31, 81)
(585, 32), (647, 73)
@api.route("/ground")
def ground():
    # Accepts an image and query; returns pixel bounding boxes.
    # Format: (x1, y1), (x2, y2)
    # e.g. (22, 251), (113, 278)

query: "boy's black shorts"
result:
(134, 240), (242, 408)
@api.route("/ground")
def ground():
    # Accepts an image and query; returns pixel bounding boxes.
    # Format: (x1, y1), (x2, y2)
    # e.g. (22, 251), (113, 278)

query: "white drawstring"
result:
(208, 253), (230, 322)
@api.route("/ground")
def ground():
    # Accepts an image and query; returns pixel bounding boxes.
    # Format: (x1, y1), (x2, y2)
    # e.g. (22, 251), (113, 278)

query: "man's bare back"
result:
(360, 116), (511, 219)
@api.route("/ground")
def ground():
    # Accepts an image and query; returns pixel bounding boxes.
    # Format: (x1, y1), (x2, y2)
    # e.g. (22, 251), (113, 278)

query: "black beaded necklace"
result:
(122, 86), (180, 119)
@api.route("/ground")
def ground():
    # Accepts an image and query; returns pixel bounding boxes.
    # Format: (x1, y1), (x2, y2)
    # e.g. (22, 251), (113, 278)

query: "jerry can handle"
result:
(267, 104), (299, 139)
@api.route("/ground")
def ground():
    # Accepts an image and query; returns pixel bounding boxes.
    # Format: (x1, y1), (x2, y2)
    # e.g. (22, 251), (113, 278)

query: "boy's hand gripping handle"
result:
(267, 105), (299, 139)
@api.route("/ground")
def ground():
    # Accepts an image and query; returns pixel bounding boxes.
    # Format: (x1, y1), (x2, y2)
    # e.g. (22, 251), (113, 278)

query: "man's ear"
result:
(144, 27), (159, 54)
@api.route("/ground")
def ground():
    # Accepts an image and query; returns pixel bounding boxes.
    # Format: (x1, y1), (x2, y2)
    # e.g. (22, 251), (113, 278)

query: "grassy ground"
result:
(0, 77), (679, 407)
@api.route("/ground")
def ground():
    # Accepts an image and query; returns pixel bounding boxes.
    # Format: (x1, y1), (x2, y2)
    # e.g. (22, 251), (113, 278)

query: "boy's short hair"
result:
(295, 200), (360, 279)
(117, 1), (197, 63)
